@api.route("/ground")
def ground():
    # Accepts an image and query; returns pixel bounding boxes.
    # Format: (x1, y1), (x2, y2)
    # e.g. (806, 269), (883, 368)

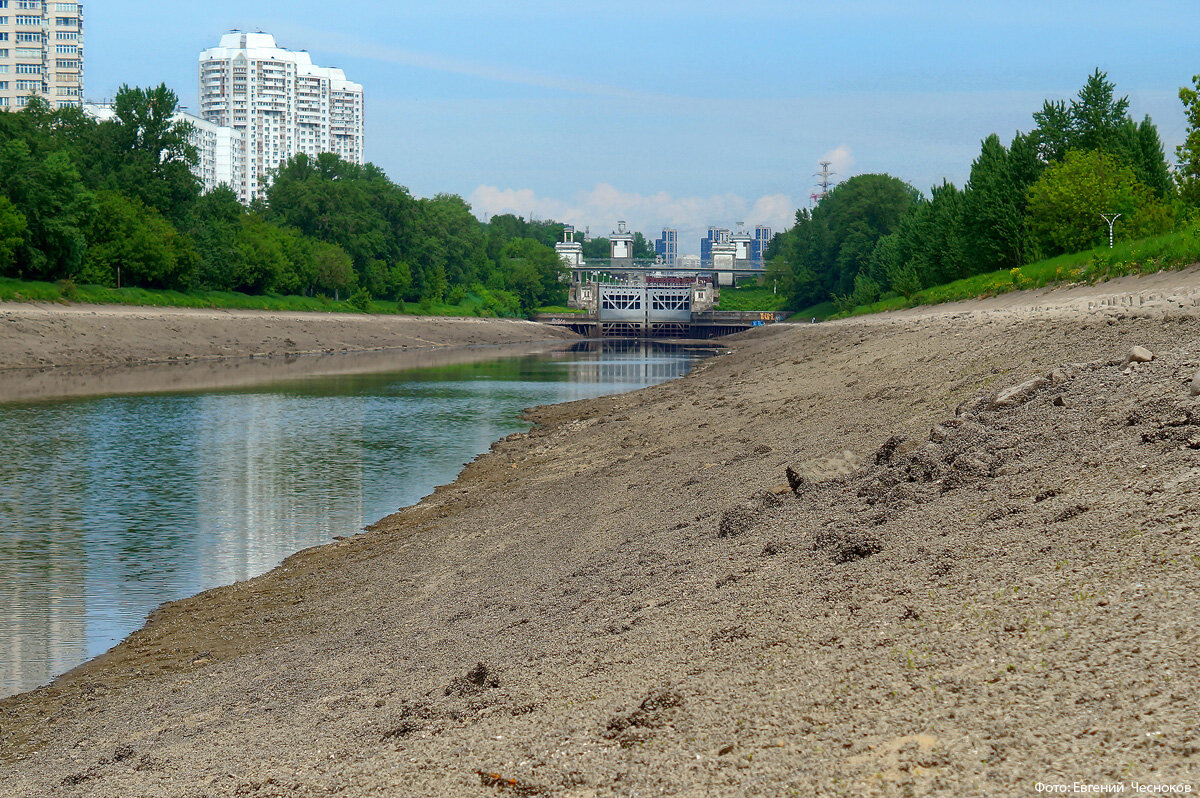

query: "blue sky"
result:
(88, 1), (1200, 253)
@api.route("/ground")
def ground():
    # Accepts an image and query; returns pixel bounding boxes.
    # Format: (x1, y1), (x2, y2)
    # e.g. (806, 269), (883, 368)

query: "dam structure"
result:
(536, 222), (783, 338)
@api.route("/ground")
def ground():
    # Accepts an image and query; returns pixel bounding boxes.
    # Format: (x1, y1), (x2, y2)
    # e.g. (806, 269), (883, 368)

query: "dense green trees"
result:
(772, 173), (920, 308)
(0, 86), (569, 314)
(770, 69), (1184, 311)
(1025, 150), (1172, 255)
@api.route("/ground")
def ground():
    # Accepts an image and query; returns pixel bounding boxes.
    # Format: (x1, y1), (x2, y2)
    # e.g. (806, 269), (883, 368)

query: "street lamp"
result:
(1100, 213), (1121, 249)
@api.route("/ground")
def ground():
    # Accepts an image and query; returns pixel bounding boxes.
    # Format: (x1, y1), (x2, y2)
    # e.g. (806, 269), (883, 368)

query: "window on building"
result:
(15, 64), (41, 73)
(55, 2), (78, 10)
(55, 44), (76, 53)
(55, 17), (76, 26)
(56, 31), (77, 40)
(0, 16), (7, 23)
(14, 14), (41, 24)
(16, 47), (40, 58)
(0, 97), (8, 106)
(0, 81), (8, 89)
(15, 33), (42, 42)
(55, 59), (78, 69)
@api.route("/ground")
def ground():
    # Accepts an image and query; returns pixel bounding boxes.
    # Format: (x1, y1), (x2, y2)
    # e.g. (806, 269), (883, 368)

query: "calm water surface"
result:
(0, 342), (705, 697)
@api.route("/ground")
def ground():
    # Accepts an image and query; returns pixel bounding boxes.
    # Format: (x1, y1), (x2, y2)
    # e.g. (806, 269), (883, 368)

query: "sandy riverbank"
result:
(3, 272), (1200, 796)
(0, 303), (580, 371)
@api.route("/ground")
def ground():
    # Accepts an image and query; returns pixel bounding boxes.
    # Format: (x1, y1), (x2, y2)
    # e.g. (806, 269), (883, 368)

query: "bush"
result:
(347, 287), (373, 312)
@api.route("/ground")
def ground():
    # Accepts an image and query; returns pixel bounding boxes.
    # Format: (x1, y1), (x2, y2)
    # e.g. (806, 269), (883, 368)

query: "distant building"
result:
(555, 225), (584, 268)
(654, 228), (678, 265)
(752, 225), (772, 263)
(731, 222), (753, 263)
(700, 227), (728, 262)
(198, 31), (364, 203)
(610, 220), (634, 261)
(84, 102), (244, 195)
(0, 0), (84, 111)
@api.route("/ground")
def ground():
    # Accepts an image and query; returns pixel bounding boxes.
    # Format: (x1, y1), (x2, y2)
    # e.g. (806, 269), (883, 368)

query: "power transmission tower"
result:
(811, 160), (837, 205)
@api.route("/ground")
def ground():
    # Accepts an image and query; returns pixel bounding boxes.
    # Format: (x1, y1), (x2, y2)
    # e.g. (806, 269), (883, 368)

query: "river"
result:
(0, 341), (707, 697)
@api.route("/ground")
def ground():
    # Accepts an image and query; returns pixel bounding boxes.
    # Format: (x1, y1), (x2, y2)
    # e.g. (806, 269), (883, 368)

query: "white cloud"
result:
(468, 183), (798, 254)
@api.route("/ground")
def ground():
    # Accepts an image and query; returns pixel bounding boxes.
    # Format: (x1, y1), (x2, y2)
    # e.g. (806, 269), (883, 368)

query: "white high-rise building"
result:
(84, 102), (245, 195)
(198, 31), (364, 203)
(0, 0), (84, 111)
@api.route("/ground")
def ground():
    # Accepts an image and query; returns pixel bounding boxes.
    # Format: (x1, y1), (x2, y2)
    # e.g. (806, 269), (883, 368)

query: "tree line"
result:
(767, 70), (1192, 311)
(0, 85), (569, 315)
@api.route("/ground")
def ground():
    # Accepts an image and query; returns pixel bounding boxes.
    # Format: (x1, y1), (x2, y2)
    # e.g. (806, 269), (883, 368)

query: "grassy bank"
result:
(0, 277), (516, 318)
(715, 285), (790, 312)
(832, 224), (1200, 318)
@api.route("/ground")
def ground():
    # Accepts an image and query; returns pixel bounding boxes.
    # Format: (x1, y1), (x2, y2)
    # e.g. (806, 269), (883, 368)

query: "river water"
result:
(0, 341), (705, 698)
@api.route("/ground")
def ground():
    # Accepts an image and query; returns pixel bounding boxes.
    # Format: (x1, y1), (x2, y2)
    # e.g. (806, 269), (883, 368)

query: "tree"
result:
(0, 197), (27, 274)
(494, 238), (566, 310)
(1031, 99), (1073, 163)
(960, 134), (1037, 273)
(80, 190), (193, 288)
(1177, 73), (1200, 205)
(1069, 69), (1130, 153)
(872, 180), (967, 293)
(1029, 69), (1170, 197)
(96, 84), (201, 221)
(1025, 149), (1171, 256)
(772, 174), (919, 308)
(0, 140), (92, 280)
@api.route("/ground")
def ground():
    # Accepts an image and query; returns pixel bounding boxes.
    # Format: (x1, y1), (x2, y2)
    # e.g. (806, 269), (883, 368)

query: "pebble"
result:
(992, 376), (1048, 408)
(1190, 372), (1200, 396)
(1126, 346), (1154, 364)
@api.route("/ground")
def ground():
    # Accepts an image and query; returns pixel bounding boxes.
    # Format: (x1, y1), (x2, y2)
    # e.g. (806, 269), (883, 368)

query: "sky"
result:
(88, 1), (1200, 254)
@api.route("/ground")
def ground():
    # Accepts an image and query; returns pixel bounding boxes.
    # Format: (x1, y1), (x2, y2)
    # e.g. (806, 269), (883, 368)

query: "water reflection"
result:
(0, 342), (706, 697)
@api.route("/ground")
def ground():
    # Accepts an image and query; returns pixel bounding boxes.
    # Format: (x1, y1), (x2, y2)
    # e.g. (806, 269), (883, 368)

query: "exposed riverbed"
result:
(0, 341), (706, 697)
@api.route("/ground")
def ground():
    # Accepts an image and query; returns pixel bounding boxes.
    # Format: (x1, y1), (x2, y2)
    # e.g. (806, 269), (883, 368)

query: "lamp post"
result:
(1100, 213), (1121, 249)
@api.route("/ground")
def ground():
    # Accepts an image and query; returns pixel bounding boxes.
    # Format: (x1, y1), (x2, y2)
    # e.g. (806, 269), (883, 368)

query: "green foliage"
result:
(100, 84), (201, 220)
(833, 223), (1200, 318)
(0, 139), (93, 279)
(0, 196), (27, 272)
(80, 190), (193, 288)
(960, 133), (1039, 273)
(1176, 74), (1200, 204)
(492, 237), (566, 311)
(347, 287), (373, 312)
(768, 68), (1179, 316)
(772, 173), (920, 308)
(1032, 69), (1171, 197)
(713, 285), (788, 311)
(1025, 149), (1171, 256)
(833, 271), (882, 312)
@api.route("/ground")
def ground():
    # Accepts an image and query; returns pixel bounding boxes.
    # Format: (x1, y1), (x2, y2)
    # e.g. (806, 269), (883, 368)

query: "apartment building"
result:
(84, 102), (245, 195)
(0, 0), (84, 110)
(198, 31), (364, 203)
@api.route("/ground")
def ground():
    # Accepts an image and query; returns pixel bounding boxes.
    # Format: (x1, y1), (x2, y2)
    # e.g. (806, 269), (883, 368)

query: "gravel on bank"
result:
(3, 276), (1200, 796)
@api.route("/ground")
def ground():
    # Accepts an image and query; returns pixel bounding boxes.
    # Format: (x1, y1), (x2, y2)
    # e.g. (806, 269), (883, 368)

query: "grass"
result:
(832, 223), (1200, 319)
(715, 285), (790, 312)
(793, 301), (839, 322)
(0, 277), (520, 318)
(530, 305), (586, 315)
